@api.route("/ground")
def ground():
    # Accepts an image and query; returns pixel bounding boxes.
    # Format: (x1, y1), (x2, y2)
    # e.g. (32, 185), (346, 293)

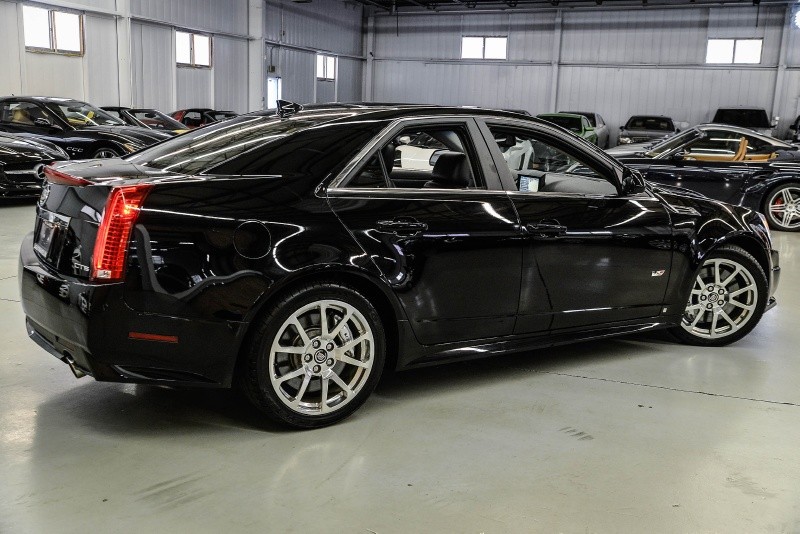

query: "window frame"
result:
(176, 30), (213, 69)
(460, 36), (508, 61)
(316, 54), (337, 81)
(330, 117), (504, 192)
(705, 38), (763, 65)
(476, 117), (625, 197)
(22, 4), (84, 56)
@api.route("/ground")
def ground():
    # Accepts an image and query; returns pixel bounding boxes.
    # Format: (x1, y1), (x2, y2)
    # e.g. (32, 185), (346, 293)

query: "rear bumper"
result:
(19, 232), (240, 387)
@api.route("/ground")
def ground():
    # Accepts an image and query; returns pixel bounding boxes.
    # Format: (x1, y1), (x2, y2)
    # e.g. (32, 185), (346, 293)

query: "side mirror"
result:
(771, 117), (779, 128)
(622, 175), (637, 195)
(671, 150), (687, 161)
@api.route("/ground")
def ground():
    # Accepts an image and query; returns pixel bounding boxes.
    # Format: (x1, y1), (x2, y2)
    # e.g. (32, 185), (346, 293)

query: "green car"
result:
(536, 113), (599, 145)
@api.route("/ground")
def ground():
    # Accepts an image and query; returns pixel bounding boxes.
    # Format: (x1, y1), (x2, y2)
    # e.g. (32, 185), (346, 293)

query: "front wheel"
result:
(240, 283), (386, 428)
(669, 246), (767, 346)
(92, 147), (120, 158)
(764, 183), (800, 232)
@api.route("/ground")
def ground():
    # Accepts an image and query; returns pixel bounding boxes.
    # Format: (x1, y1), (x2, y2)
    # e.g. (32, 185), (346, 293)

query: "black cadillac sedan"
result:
(20, 103), (780, 428)
(0, 132), (67, 197)
(0, 97), (172, 159)
(608, 124), (800, 232)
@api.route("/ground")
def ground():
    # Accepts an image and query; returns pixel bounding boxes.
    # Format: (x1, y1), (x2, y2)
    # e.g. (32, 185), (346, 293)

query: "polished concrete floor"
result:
(1, 200), (799, 533)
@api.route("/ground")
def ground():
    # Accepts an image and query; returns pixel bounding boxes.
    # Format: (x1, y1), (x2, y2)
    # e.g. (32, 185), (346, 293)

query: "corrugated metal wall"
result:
(131, 22), (175, 112)
(264, 0), (364, 104)
(369, 6), (799, 140)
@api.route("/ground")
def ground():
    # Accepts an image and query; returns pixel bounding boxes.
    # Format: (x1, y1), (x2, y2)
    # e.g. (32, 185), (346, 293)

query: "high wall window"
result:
(176, 31), (212, 67)
(461, 36), (507, 60)
(705, 38), (762, 64)
(22, 5), (83, 55)
(316, 54), (336, 81)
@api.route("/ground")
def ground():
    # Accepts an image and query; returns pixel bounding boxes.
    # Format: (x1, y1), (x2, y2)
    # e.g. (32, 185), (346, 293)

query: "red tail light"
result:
(91, 184), (152, 281)
(44, 165), (91, 186)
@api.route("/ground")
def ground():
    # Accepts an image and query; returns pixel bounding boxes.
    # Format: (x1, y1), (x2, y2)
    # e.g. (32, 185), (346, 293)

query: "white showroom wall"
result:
(365, 5), (800, 139)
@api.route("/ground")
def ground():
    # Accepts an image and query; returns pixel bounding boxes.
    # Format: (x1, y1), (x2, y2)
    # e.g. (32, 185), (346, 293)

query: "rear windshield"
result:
(625, 116), (674, 131)
(126, 113), (387, 176)
(713, 109), (771, 129)
(540, 115), (583, 132)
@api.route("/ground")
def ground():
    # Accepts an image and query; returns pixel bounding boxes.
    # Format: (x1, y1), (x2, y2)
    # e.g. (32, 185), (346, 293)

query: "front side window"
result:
(488, 126), (617, 196)
(23, 5), (83, 55)
(177, 31), (212, 67)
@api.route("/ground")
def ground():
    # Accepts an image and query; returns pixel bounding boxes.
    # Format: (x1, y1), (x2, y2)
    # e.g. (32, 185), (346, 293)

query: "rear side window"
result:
(210, 122), (387, 177)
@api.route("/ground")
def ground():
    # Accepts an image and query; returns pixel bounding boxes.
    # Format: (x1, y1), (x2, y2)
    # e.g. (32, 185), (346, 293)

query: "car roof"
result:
(628, 115), (672, 119)
(561, 111), (596, 117)
(538, 112), (584, 119)
(252, 102), (554, 125)
(0, 96), (86, 103)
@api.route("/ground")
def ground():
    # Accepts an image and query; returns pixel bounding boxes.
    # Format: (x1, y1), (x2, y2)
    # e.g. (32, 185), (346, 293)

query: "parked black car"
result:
(171, 108), (237, 128)
(712, 107), (777, 137)
(20, 104), (779, 428)
(618, 115), (678, 145)
(0, 97), (172, 159)
(608, 124), (800, 231)
(0, 132), (68, 197)
(101, 106), (186, 134)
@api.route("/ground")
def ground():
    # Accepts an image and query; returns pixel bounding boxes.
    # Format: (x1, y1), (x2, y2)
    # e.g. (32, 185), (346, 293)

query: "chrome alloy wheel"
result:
(767, 186), (800, 230)
(681, 258), (759, 339)
(268, 299), (374, 415)
(94, 149), (119, 158)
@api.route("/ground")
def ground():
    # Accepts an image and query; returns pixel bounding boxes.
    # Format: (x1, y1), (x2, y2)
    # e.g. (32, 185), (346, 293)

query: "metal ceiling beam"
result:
(352, 0), (797, 13)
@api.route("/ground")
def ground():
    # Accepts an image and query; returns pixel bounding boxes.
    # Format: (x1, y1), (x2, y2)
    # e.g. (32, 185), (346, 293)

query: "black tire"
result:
(240, 282), (386, 429)
(92, 147), (120, 159)
(763, 182), (800, 232)
(669, 245), (768, 347)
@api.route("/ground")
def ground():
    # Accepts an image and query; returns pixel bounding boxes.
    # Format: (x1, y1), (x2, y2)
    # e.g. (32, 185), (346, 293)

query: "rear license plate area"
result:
(34, 210), (70, 265)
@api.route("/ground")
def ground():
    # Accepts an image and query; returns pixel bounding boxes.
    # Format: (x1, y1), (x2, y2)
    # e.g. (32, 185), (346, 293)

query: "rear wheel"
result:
(240, 283), (385, 428)
(92, 147), (120, 158)
(669, 246), (767, 346)
(764, 183), (800, 232)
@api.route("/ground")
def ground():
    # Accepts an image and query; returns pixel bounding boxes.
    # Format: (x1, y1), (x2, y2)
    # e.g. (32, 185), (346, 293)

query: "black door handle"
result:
(524, 222), (567, 237)
(377, 219), (428, 236)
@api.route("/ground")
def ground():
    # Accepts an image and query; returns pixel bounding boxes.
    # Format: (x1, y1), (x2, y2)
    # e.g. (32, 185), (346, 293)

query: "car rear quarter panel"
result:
(122, 175), (398, 382)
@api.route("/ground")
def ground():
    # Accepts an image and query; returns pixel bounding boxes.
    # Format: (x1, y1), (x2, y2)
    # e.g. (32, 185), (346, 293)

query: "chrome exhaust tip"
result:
(62, 352), (87, 379)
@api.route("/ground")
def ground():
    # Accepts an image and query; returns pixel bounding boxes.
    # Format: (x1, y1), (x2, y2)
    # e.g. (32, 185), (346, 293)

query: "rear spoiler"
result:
(44, 164), (91, 186)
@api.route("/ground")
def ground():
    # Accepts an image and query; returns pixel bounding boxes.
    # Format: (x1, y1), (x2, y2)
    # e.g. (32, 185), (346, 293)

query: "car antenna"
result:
(276, 100), (303, 118)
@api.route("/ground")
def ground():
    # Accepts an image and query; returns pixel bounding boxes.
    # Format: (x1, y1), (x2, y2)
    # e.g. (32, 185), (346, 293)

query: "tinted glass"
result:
(488, 125), (616, 195)
(0, 102), (53, 126)
(540, 115), (583, 132)
(625, 117), (675, 131)
(44, 100), (124, 128)
(209, 121), (388, 177)
(646, 129), (702, 157)
(130, 109), (185, 130)
(347, 154), (389, 188)
(713, 109), (771, 129)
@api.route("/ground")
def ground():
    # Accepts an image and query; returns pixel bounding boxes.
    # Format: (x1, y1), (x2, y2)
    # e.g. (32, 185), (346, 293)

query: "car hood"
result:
(0, 132), (68, 164)
(606, 142), (654, 157)
(80, 125), (173, 147)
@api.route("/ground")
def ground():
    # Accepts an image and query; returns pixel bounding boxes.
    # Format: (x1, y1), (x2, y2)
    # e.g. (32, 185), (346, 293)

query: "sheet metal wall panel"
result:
(279, 48), (315, 104)
(214, 37), (248, 113)
(557, 66), (777, 134)
(337, 57), (363, 102)
(373, 61), (552, 114)
(0, 2), (22, 96)
(707, 7), (785, 66)
(561, 10), (708, 65)
(374, 12), (555, 62)
(131, 0), (248, 35)
(84, 15), (120, 106)
(264, 0), (362, 56)
(131, 22), (175, 111)
(176, 66), (213, 110)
